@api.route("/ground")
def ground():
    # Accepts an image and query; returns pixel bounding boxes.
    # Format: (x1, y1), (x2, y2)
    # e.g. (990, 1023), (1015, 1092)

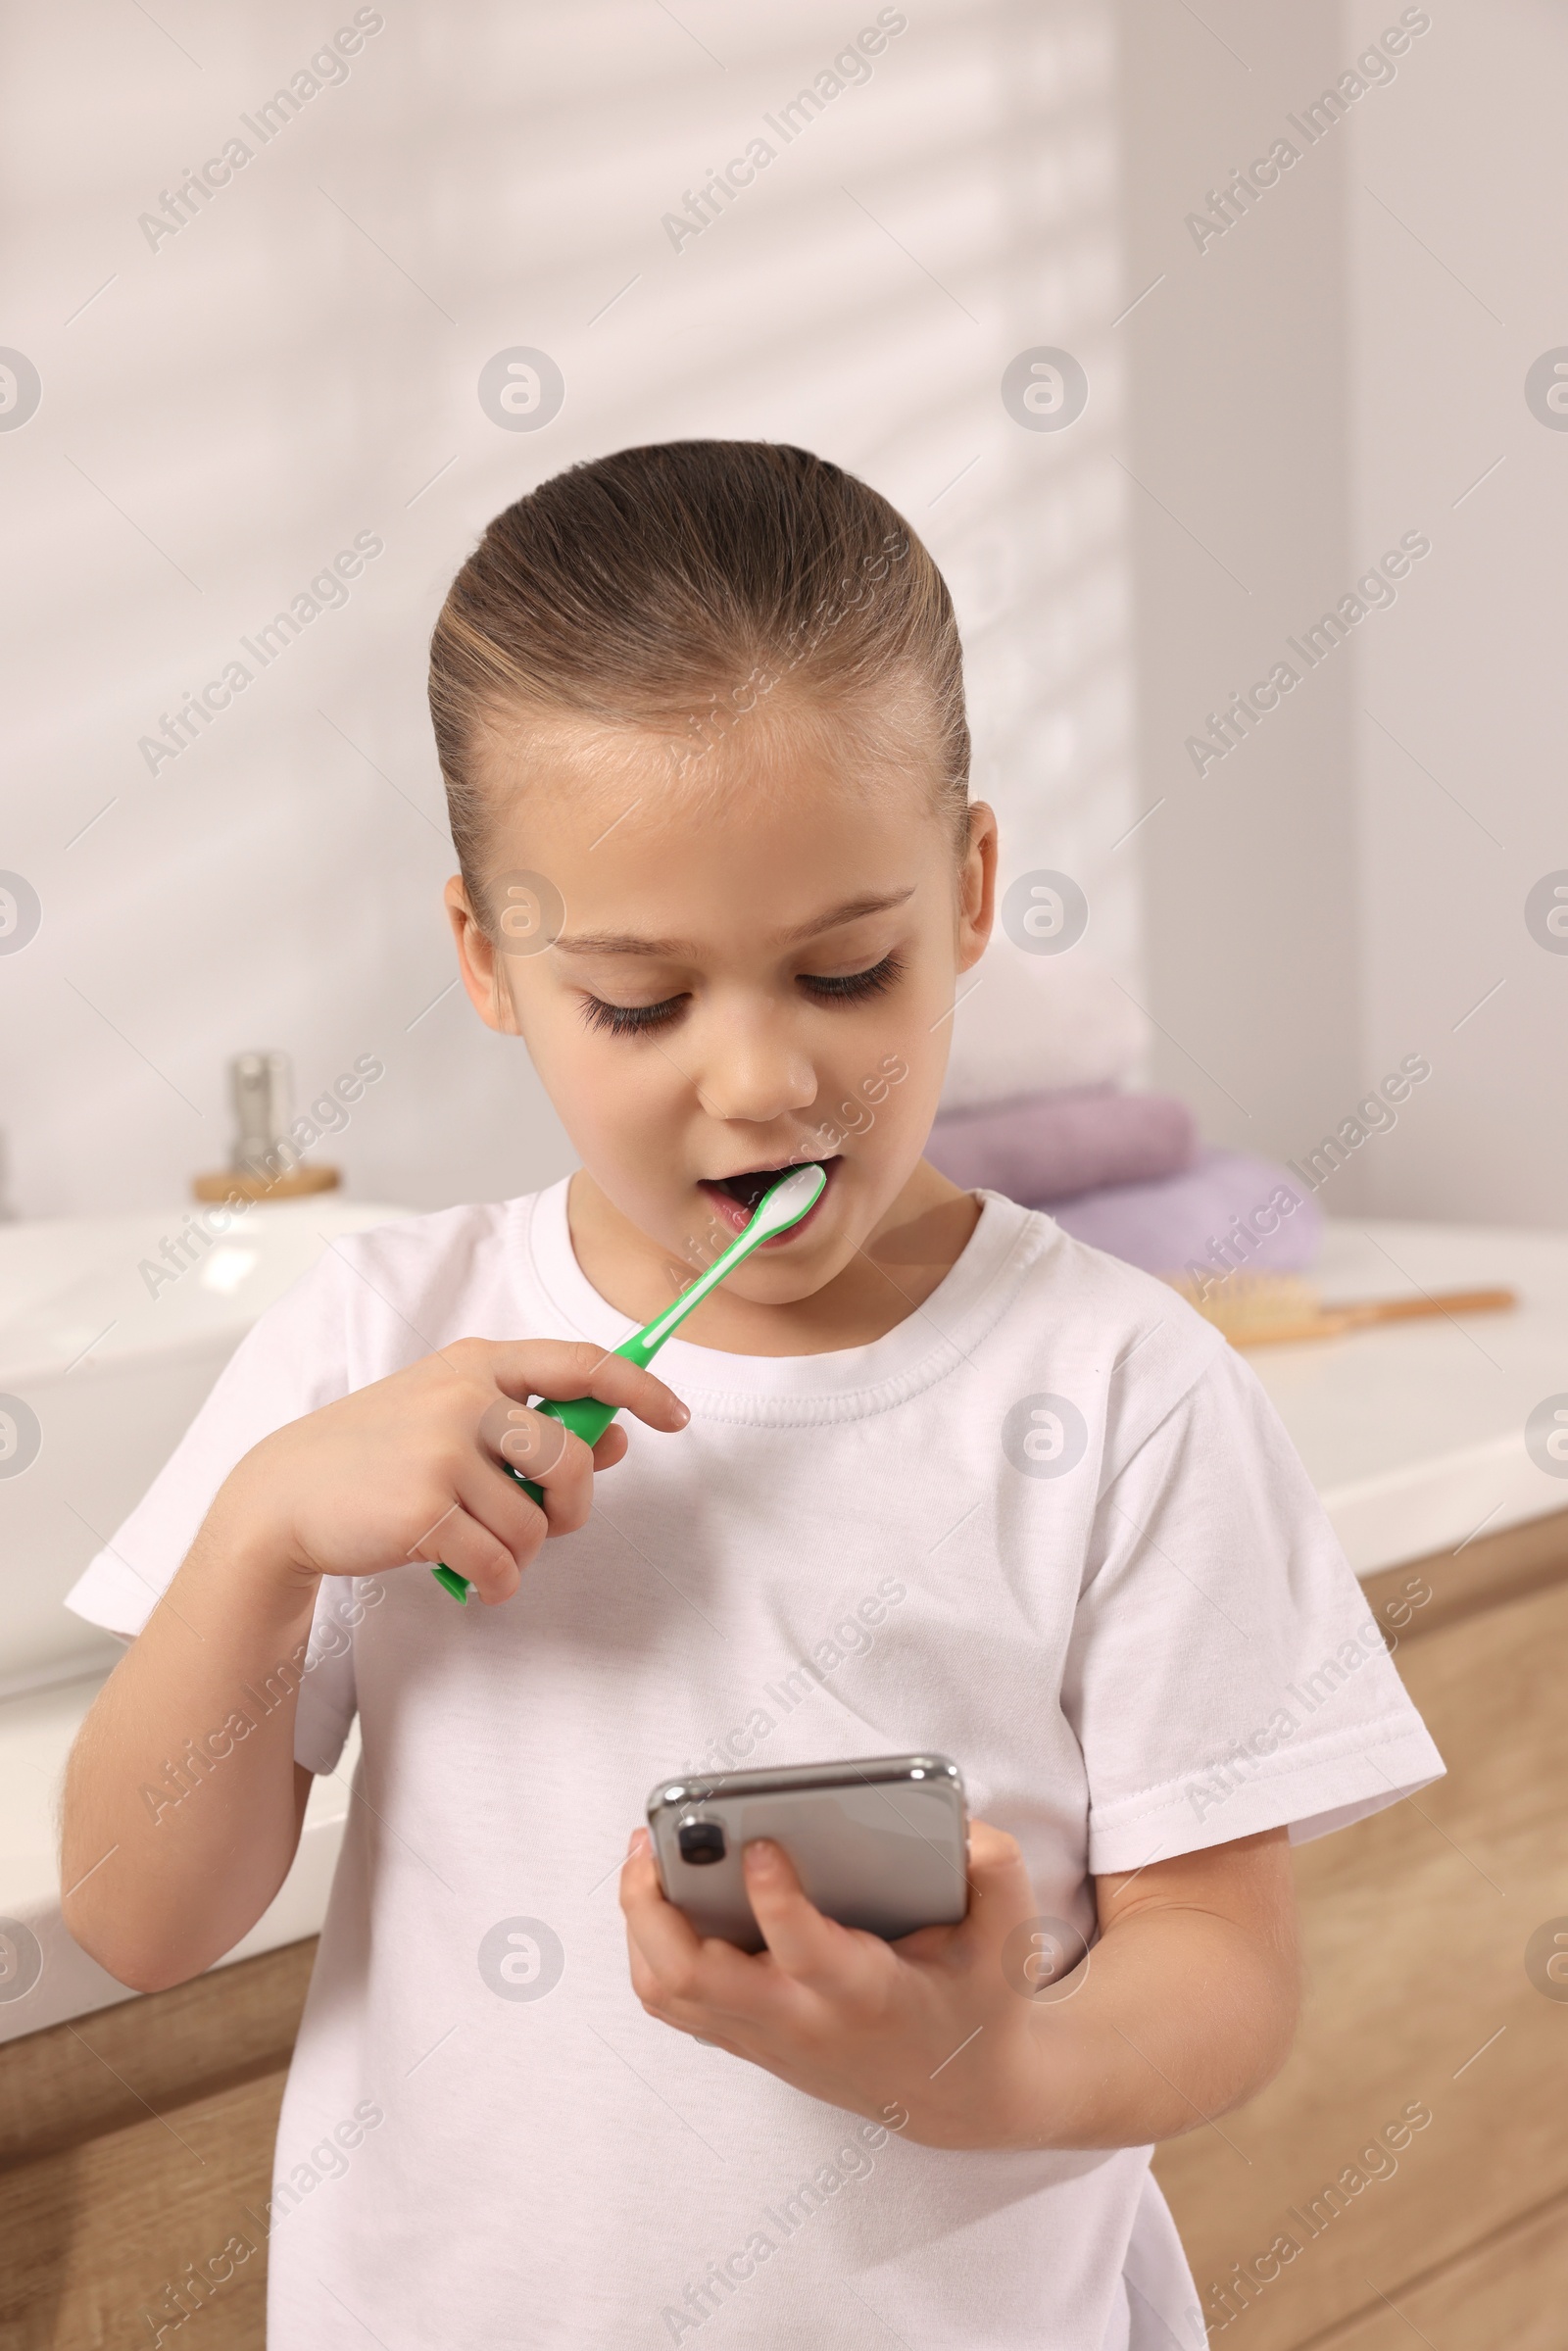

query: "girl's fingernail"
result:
(626, 1827), (647, 1856)
(673, 1401), (691, 1426)
(744, 1839), (779, 1875)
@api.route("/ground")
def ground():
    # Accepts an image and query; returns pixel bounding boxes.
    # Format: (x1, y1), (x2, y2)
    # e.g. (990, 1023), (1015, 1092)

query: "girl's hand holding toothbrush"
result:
(211, 1339), (690, 1608)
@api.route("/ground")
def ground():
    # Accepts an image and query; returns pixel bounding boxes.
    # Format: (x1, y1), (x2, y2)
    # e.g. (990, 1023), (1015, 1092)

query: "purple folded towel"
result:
(1049, 1149), (1324, 1278)
(926, 1086), (1198, 1204)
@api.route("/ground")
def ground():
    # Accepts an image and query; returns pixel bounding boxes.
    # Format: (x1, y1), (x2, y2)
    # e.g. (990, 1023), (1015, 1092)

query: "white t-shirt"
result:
(67, 1184), (1443, 2351)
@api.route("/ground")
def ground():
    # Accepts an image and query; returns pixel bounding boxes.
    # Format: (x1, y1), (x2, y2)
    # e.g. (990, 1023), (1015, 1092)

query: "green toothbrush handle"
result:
(430, 1344), (651, 1601)
(511, 1391), (619, 1502)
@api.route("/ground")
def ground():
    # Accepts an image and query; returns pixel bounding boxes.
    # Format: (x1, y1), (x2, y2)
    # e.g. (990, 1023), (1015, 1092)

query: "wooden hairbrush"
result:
(1163, 1272), (1517, 1348)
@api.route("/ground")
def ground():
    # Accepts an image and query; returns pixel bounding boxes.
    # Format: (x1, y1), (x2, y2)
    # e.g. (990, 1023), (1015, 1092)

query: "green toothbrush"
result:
(431, 1161), (827, 1601)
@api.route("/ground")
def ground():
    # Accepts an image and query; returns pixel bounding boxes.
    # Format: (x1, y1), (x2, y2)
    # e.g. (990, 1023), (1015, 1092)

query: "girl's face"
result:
(447, 704), (996, 1312)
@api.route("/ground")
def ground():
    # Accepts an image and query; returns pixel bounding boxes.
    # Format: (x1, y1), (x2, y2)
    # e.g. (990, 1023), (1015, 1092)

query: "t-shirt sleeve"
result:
(64, 1249), (363, 1776)
(1062, 1341), (1446, 1876)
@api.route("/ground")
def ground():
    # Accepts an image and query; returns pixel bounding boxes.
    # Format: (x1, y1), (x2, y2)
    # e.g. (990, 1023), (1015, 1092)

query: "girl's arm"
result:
(1025, 1829), (1300, 2145)
(62, 1517), (324, 1994)
(619, 1822), (1299, 2150)
(62, 1339), (690, 1992)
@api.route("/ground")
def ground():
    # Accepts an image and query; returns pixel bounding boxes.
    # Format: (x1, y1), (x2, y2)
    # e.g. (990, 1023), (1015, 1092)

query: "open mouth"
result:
(698, 1154), (840, 1235)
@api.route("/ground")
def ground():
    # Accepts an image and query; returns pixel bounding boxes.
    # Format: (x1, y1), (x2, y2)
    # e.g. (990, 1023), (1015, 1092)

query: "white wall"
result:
(0, 0), (1138, 1221)
(1123, 0), (1566, 1230)
(1349, 0), (1568, 1225)
(1120, 2), (1366, 1200)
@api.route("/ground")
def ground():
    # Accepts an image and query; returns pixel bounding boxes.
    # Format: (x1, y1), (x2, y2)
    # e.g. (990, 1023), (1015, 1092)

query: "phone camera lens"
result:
(676, 1819), (726, 1866)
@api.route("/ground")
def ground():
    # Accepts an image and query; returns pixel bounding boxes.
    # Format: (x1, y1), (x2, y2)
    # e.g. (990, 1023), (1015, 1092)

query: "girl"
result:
(63, 441), (1442, 2349)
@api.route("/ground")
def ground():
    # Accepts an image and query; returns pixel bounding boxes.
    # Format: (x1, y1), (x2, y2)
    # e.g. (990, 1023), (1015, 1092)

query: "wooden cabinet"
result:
(1154, 1509), (1568, 2346)
(0, 1941), (313, 2349)
(3, 1514), (1564, 2346)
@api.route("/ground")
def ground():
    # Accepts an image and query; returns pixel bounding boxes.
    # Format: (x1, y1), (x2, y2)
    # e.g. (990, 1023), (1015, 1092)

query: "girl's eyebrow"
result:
(553, 887), (915, 959)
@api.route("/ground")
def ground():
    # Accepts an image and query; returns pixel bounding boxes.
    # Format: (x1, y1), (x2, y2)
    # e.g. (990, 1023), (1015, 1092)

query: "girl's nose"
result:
(690, 1006), (818, 1128)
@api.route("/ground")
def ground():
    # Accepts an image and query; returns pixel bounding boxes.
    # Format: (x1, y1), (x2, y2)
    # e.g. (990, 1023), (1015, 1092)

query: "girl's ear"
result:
(444, 875), (522, 1036)
(956, 803), (999, 973)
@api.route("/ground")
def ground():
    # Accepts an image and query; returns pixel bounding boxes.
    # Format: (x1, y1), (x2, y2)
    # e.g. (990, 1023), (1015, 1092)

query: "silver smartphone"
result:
(646, 1752), (968, 1952)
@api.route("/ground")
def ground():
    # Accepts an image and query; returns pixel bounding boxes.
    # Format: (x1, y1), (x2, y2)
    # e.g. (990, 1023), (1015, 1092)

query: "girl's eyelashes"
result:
(578, 952), (905, 1039)
(798, 950), (905, 1004)
(579, 992), (689, 1038)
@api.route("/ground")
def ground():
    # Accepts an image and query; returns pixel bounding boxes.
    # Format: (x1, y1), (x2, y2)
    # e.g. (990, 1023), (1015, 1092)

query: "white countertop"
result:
(1246, 1219), (1568, 1572)
(5, 1214), (1566, 2044)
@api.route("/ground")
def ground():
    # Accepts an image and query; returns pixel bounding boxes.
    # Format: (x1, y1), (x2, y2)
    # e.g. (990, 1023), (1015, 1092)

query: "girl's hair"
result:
(427, 439), (969, 926)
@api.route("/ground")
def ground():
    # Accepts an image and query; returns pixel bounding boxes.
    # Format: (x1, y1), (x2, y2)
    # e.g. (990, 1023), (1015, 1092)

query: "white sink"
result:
(0, 1200), (410, 1691)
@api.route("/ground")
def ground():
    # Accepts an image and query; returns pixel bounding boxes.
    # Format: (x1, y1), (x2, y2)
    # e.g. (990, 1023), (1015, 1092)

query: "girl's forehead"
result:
(485, 747), (948, 960)
(481, 694), (943, 854)
(534, 792), (934, 918)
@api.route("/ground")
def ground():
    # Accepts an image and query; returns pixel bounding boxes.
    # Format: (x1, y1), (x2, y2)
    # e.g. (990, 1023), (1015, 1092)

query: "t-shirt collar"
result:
(519, 1175), (1055, 1422)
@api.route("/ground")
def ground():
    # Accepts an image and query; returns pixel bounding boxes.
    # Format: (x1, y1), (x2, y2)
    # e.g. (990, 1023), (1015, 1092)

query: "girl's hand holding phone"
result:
(620, 1816), (1299, 2153)
(620, 1819), (1054, 2150)
(214, 1339), (690, 1606)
